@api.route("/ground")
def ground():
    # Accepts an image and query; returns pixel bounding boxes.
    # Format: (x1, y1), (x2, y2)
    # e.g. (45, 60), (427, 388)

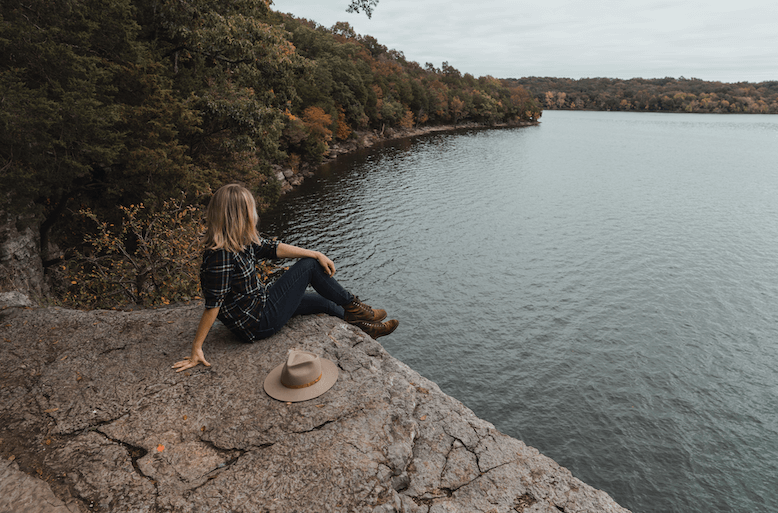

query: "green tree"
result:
(1, 0), (140, 252)
(136, 0), (308, 180)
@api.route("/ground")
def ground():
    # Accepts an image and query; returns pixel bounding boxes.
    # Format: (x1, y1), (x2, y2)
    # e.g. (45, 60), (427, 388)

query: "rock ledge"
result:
(0, 304), (629, 512)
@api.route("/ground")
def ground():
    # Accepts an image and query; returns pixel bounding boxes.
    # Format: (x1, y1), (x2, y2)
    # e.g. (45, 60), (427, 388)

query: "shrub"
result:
(56, 198), (205, 309)
(55, 195), (285, 310)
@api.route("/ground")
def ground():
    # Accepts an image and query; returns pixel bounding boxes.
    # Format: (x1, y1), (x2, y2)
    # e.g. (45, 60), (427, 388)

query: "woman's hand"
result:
(277, 243), (336, 276)
(173, 348), (211, 372)
(315, 251), (336, 276)
(174, 307), (219, 373)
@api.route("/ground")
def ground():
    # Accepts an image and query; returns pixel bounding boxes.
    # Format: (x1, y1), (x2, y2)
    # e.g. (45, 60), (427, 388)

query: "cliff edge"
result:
(0, 303), (629, 513)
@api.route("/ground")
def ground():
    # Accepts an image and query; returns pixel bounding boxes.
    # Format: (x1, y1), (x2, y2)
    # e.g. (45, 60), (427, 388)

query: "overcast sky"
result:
(271, 0), (777, 83)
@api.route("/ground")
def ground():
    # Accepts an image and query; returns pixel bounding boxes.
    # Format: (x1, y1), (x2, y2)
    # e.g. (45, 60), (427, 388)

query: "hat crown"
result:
(280, 350), (322, 389)
(264, 349), (338, 402)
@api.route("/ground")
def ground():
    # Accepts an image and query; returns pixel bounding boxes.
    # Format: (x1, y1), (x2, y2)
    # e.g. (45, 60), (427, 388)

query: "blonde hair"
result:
(204, 184), (261, 252)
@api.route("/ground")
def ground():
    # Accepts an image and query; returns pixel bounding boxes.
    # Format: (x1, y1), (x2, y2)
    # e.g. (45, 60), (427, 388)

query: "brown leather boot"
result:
(343, 296), (387, 323)
(353, 319), (399, 339)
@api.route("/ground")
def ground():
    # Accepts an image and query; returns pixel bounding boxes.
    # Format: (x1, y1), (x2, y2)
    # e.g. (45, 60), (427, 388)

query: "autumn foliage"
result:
(56, 197), (281, 309)
(56, 198), (205, 309)
(302, 107), (334, 144)
(1, 0), (542, 305)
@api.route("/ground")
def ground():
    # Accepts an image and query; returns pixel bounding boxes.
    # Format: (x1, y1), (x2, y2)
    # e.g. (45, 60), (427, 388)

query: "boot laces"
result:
(352, 296), (373, 315)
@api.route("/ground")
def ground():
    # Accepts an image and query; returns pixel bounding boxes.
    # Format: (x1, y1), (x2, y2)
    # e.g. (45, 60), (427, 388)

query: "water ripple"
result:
(263, 113), (778, 513)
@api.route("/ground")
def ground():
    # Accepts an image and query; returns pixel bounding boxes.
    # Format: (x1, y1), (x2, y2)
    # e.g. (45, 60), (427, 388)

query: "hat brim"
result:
(263, 357), (339, 402)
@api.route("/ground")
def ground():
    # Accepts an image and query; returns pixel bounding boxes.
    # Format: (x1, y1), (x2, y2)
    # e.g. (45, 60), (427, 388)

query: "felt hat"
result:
(264, 349), (339, 402)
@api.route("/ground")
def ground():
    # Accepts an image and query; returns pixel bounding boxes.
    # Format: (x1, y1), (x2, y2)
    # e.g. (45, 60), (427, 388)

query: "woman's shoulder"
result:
(201, 247), (234, 268)
(256, 236), (280, 248)
(203, 247), (229, 257)
(250, 238), (280, 258)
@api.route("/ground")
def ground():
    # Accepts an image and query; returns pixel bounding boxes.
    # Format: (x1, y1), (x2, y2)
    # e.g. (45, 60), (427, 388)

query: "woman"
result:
(173, 184), (398, 372)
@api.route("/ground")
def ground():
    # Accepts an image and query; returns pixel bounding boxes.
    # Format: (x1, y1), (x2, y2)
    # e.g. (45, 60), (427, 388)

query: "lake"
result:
(262, 110), (778, 513)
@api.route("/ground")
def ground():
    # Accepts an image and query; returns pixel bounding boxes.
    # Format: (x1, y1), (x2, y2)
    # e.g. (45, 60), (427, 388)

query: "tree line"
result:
(503, 76), (778, 114)
(1, 0), (541, 242)
(0, 0), (540, 305)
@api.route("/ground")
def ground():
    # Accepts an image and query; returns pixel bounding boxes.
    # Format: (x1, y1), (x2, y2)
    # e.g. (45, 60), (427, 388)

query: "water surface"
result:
(263, 111), (778, 513)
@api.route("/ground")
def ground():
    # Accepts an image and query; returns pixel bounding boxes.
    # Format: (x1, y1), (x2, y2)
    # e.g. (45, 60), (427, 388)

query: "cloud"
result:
(272, 0), (778, 82)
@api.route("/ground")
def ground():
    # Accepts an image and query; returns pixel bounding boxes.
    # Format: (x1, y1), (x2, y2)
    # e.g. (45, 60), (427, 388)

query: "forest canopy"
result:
(504, 76), (778, 114)
(0, 0), (541, 306)
(1, 0), (540, 239)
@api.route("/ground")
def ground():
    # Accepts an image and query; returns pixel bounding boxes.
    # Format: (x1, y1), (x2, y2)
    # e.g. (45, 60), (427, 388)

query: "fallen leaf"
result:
(157, 444), (165, 452)
(315, 404), (324, 408)
(183, 415), (188, 420)
(420, 415), (427, 421)
(43, 408), (59, 413)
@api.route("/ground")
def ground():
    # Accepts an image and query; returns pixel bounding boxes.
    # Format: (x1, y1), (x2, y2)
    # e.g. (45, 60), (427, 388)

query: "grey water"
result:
(262, 110), (778, 513)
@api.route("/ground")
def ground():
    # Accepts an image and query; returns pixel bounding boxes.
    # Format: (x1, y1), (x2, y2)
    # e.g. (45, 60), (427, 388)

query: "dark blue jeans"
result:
(254, 258), (353, 340)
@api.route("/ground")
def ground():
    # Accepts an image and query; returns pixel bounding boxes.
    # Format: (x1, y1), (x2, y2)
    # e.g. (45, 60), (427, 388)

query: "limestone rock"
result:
(0, 458), (80, 513)
(0, 304), (630, 512)
(0, 207), (45, 298)
(0, 291), (33, 308)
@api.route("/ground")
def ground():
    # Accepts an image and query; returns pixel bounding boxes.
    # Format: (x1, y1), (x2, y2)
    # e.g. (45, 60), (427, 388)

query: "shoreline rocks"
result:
(1, 303), (629, 512)
(273, 121), (538, 194)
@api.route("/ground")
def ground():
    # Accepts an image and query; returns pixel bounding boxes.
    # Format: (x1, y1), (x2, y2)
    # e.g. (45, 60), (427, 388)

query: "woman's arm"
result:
(172, 307), (219, 372)
(276, 243), (336, 276)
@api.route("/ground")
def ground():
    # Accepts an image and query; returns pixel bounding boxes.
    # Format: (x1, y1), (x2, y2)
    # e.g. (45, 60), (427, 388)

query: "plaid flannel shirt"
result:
(200, 238), (280, 342)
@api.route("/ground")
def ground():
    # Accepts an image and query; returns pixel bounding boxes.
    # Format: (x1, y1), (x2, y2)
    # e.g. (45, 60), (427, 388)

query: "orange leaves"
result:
(301, 106), (333, 144)
(398, 108), (415, 129)
(59, 197), (205, 310)
(449, 96), (465, 122)
(336, 106), (352, 140)
(370, 59), (403, 77)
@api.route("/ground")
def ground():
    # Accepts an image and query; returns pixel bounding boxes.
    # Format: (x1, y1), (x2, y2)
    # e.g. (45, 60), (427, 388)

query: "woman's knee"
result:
(283, 257), (318, 282)
(297, 257), (318, 272)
